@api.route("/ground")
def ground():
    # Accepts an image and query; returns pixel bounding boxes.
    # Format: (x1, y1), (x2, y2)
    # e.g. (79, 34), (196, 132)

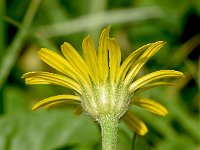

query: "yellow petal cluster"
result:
(22, 26), (184, 136)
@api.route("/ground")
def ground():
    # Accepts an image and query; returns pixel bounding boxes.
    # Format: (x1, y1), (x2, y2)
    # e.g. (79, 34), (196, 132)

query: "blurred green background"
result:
(0, 0), (199, 150)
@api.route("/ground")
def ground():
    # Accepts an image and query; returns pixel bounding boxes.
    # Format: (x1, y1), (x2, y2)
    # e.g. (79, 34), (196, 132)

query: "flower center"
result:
(80, 82), (131, 121)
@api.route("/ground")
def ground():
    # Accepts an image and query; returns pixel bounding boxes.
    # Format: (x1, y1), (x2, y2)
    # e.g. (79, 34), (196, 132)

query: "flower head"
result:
(22, 26), (184, 136)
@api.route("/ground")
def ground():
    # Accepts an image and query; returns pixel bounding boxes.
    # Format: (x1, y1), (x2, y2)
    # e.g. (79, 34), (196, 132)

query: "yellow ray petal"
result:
(38, 48), (88, 84)
(32, 94), (81, 110)
(107, 38), (121, 83)
(132, 96), (168, 116)
(22, 72), (82, 93)
(116, 43), (151, 83)
(123, 112), (148, 136)
(82, 35), (99, 83)
(125, 41), (165, 85)
(73, 106), (83, 116)
(24, 78), (51, 84)
(44, 100), (80, 110)
(61, 42), (91, 85)
(135, 82), (174, 94)
(129, 70), (184, 93)
(38, 48), (76, 80)
(98, 26), (110, 83)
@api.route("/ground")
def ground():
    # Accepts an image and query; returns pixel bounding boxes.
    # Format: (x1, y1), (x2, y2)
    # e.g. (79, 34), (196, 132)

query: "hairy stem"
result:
(99, 116), (118, 150)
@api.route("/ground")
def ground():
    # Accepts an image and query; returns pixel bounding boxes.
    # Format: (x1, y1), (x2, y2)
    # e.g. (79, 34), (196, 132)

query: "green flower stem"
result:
(99, 116), (118, 150)
(0, 0), (41, 88)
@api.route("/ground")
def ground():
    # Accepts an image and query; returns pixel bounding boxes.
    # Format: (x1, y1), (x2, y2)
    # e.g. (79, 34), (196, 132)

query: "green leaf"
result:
(0, 109), (100, 150)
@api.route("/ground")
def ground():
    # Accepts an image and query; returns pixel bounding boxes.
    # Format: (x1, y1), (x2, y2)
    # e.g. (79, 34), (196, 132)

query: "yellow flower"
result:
(22, 26), (184, 138)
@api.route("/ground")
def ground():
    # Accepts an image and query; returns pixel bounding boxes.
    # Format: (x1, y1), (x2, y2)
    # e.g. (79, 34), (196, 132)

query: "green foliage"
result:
(0, 109), (100, 150)
(0, 0), (199, 149)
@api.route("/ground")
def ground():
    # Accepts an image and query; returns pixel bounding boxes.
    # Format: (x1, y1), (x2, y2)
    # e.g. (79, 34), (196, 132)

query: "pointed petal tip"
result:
(152, 41), (166, 49)
(32, 101), (43, 111)
(180, 73), (185, 78)
(124, 112), (149, 136)
(32, 103), (44, 111)
(132, 97), (169, 116)
(83, 35), (91, 43)
(21, 72), (30, 78)
(172, 71), (185, 77)
(163, 112), (168, 116)
(61, 42), (69, 48)
(73, 106), (83, 116)
(85, 35), (90, 38)
(38, 48), (48, 53)
(134, 121), (148, 136)
(40, 47), (47, 50)
(21, 72), (42, 79)
(107, 37), (116, 42)
(32, 105), (37, 111)
(102, 25), (111, 34)
(155, 108), (168, 116)
(21, 72), (33, 78)
(21, 74), (25, 79)
(37, 48), (50, 58)
(162, 109), (168, 116)
(106, 25), (111, 29)
(155, 41), (166, 44)
(83, 35), (90, 42)
(157, 104), (168, 116)
(139, 127), (148, 136)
